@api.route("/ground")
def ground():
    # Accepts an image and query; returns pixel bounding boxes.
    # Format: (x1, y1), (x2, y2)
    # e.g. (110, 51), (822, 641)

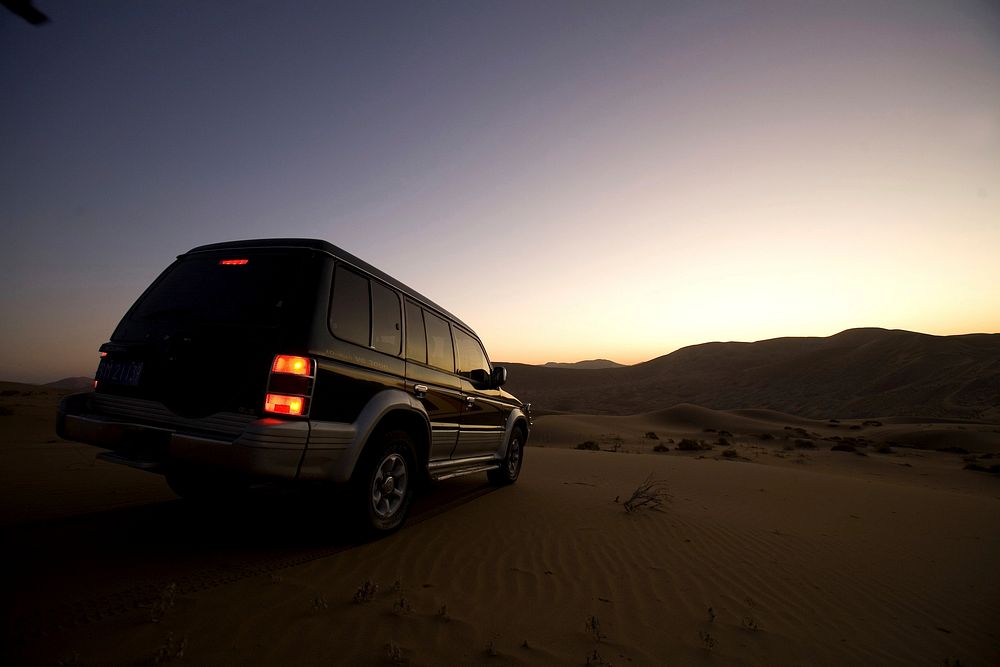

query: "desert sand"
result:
(2, 382), (998, 665)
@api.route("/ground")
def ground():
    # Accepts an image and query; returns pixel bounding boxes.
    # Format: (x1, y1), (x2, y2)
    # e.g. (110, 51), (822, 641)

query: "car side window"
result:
(453, 327), (492, 388)
(424, 311), (454, 372)
(404, 301), (427, 363)
(329, 265), (370, 346)
(371, 281), (401, 355)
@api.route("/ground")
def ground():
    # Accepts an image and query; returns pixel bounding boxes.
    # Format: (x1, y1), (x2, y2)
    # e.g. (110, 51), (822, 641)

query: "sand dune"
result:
(2, 385), (998, 665)
(502, 328), (1000, 419)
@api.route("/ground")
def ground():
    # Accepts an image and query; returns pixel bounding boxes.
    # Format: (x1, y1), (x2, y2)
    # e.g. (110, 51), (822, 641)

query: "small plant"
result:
(699, 630), (716, 650)
(718, 430), (733, 438)
(622, 475), (671, 512)
(831, 443), (857, 453)
(576, 441), (600, 451)
(708, 606), (716, 622)
(717, 437), (731, 446)
(741, 615), (760, 632)
(652, 443), (670, 453)
(390, 578), (403, 593)
(585, 648), (612, 666)
(585, 614), (605, 642)
(794, 439), (815, 449)
(353, 579), (379, 603)
(150, 582), (177, 623)
(485, 639), (498, 657)
(437, 604), (449, 620)
(312, 592), (329, 610)
(676, 438), (711, 451)
(152, 633), (187, 665)
(643, 431), (659, 440)
(392, 597), (412, 615)
(759, 433), (774, 440)
(385, 640), (404, 664)
(722, 449), (738, 459)
(876, 444), (894, 454)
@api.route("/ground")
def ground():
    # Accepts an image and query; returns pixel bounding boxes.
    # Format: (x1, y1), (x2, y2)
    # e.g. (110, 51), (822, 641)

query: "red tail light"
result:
(219, 258), (249, 265)
(263, 354), (315, 417)
(272, 354), (313, 376)
(264, 393), (304, 416)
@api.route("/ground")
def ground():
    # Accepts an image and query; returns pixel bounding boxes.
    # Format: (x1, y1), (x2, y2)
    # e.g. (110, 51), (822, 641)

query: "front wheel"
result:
(488, 427), (524, 486)
(353, 430), (417, 534)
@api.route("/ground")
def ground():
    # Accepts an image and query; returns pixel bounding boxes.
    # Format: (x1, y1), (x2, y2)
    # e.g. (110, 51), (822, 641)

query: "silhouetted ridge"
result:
(502, 329), (1000, 420)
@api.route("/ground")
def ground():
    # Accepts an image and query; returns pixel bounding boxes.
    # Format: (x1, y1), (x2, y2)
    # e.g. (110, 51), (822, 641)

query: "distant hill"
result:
(542, 359), (625, 370)
(44, 377), (93, 390)
(502, 328), (1000, 421)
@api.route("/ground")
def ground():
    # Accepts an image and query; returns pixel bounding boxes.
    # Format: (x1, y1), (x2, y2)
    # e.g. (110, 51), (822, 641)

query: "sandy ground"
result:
(2, 384), (998, 665)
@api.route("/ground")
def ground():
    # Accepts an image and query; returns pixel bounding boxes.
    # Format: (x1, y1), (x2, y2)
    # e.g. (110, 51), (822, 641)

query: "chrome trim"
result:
(427, 454), (496, 471)
(430, 464), (498, 481)
(91, 394), (254, 436)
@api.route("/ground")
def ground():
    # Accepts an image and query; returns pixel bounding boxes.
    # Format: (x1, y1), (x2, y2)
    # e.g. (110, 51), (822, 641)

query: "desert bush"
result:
(830, 443), (856, 453)
(759, 433), (774, 440)
(862, 420), (883, 427)
(352, 579), (378, 603)
(718, 430), (733, 438)
(876, 445), (894, 454)
(793, 439), (815, 449)
(643, 431), (659, 440)
(652, 443), (670, 453)
(152, 633), (187, 665)
(150, 582), (177, 623)
(622, 474), (671, 512)
(384, 641), (404, 665)
(585, 615), (605, 642)
(964, 462), (1000, 474)
(576, 441), (600, 451)
(676, 438), (710, 451)
(717, 437), (731, 446)
(722, 449), (739, 459)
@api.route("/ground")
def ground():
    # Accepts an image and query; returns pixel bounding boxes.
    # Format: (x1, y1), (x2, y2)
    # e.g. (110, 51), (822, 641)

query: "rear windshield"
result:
(119, 250), (320, 330)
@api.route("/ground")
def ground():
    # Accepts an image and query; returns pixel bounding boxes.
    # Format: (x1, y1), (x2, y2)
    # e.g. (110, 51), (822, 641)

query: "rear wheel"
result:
(488, 427), (524, 486)
(352, 430), (417, 534)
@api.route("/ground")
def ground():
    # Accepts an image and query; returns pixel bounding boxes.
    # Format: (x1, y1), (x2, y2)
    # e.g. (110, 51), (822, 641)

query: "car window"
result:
(371, 281), (401, 355)
(329, 265), (370, 346)
(453, 327), (492, 388)
(424, 311), (454, 372)
(404, 301), (427, 363)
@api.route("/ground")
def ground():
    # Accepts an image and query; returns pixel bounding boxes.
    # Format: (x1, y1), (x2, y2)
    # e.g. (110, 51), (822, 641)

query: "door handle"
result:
(414, 384), (428, 396)
(465, 395), (477, 406)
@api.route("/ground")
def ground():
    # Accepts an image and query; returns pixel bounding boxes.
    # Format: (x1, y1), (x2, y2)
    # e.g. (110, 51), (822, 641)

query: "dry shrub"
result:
(575, 441), (600, 451)
(622, 474), (671, 513)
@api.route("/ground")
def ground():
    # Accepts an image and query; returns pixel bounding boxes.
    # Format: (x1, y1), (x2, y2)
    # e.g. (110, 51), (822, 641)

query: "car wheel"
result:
(488, 427), (524, 486)
(354, 430), (416, 534)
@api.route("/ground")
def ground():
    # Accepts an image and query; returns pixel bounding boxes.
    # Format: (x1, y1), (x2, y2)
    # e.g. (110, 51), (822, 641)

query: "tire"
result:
(352, 429), (417, 534)
(488, 427), (524, 486)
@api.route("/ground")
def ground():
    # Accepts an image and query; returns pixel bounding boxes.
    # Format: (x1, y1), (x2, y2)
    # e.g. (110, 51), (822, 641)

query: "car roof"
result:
(185, 238), (473, 332)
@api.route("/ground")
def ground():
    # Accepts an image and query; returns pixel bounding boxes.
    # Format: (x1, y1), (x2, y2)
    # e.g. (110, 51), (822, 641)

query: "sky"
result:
(1, 0), (998, 383)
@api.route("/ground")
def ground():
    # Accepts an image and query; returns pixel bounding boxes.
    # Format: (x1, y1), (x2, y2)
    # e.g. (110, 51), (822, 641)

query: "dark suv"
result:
(57, 239), (529, 532)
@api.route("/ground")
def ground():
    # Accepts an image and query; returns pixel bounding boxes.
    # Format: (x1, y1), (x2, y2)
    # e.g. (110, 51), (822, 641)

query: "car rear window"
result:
(122, 251), (318, 329)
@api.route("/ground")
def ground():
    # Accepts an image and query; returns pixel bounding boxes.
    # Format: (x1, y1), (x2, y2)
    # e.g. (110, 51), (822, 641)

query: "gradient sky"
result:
(2, 1), (998, 383)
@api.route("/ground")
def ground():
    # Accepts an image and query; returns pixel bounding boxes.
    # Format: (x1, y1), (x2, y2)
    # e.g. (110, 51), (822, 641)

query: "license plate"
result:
(96, 358), (144, 386)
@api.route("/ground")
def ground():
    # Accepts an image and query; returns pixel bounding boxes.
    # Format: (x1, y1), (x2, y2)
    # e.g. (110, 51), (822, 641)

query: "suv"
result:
(57, 238), (529, 533)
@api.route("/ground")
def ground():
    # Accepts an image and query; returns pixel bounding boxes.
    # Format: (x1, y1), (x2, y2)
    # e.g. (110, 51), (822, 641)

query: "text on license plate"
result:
(96, 359), (144, 386)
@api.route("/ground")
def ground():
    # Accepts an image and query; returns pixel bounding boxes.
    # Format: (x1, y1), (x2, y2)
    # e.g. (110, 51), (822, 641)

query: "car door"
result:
(452, 326), (507, 459)
(404, 302), (464, 461)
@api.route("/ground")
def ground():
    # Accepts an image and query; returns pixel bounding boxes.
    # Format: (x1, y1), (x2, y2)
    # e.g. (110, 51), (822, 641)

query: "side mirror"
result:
(491, 366), (508, 388)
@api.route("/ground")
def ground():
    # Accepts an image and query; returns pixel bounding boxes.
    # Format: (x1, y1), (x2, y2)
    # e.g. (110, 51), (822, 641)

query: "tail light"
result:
(263, 354), (316, 417)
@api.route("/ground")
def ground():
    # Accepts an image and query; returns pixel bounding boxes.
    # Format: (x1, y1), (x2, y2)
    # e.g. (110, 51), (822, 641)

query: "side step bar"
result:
(427, 455), (499, 481)
(430, 464), (498, 482)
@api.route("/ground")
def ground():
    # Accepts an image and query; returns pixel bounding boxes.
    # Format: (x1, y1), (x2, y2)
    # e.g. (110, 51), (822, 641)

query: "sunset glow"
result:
(1, 1), (998, 381)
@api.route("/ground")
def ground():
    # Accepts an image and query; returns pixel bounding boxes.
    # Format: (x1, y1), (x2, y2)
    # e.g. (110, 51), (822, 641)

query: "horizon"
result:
(2, 1), (999, 383)
(10, 325), (998, 386)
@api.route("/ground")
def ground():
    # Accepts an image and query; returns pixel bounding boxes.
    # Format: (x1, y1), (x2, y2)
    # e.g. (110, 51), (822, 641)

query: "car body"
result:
(57, 238), (529, 532)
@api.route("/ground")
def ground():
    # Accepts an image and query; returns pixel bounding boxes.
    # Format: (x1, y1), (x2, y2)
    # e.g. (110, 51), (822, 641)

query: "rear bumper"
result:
(57, 392), (311, 480)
